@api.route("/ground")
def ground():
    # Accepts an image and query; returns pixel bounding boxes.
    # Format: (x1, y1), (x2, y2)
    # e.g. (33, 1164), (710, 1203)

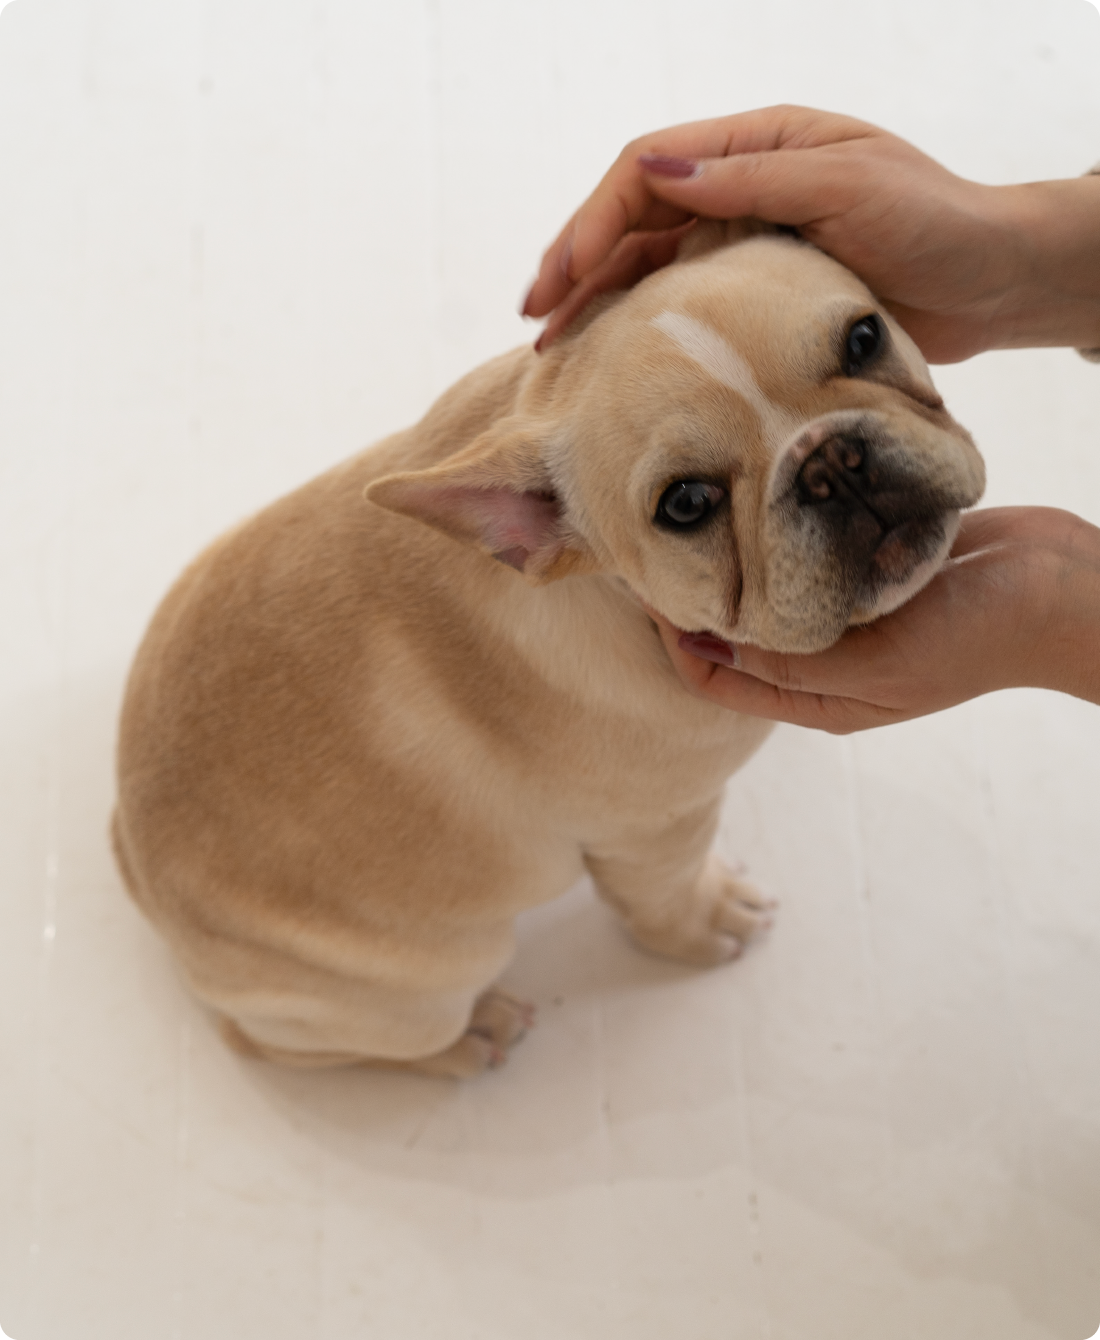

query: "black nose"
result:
(795, 435), (870, 508)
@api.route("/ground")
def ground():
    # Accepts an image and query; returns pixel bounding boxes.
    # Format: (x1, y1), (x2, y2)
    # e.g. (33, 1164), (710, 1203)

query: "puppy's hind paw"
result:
(468, 988), (536, 1049)
(412, 989), (536, 1079)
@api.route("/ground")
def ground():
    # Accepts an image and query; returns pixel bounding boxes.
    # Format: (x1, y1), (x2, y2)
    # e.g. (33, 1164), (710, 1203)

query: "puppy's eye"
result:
(844, 315), (883, 376)
(655, 480), (726, 529)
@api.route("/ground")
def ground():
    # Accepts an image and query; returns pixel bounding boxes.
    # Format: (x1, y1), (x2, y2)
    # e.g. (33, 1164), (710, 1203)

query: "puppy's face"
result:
(370, 233), (984, 655)
(553, 234), (985, 652)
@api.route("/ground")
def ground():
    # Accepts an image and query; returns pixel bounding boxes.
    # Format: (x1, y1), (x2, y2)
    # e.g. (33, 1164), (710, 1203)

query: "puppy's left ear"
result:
(366, 418), (600, 584)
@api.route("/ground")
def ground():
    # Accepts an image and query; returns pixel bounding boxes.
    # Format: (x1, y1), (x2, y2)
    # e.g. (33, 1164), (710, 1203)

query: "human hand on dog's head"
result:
(648, 506), (1100, 733)
(523, 105), (1100, 363)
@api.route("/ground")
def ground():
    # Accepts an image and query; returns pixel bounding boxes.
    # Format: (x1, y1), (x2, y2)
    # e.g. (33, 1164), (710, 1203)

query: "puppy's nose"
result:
(795, 435), (869, 508)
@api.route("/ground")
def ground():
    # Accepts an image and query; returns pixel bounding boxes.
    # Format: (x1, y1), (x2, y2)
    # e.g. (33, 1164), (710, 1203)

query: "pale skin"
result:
(522, 106), (1100, 731)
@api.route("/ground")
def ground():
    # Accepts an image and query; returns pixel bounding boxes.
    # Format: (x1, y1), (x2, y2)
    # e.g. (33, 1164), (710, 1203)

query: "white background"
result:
(1, 1), (1099, 1337)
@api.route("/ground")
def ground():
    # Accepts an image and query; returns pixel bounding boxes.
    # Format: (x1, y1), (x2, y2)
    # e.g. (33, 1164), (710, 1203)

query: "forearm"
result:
(1027, 513), (1100, 705)
(983, 175), (1100, 354)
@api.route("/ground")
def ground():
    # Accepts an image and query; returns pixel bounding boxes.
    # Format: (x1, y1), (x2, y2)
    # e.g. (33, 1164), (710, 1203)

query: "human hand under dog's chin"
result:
(648, 508), (1100, 734)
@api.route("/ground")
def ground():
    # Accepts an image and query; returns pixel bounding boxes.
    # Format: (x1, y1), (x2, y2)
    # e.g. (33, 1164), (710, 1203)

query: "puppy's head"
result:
(368, 229), (984, 653)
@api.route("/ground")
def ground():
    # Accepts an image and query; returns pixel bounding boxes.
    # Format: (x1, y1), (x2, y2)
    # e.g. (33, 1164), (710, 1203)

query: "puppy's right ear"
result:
(366, 418), (600, 585)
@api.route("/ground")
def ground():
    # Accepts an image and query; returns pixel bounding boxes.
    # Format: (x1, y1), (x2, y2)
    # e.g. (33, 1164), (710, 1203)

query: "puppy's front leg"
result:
(584, 802), (774, 967)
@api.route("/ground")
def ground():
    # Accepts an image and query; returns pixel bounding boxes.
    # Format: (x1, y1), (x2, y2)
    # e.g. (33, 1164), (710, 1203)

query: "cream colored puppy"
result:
(113, 226), (984, 1077)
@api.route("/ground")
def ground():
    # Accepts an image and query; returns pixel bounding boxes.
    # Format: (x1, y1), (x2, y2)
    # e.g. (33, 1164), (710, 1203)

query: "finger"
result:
(565, 107), (882, 268)
(947, 508), (1019, 557)
(524, 143), (850, 322)
(948, 505), (1075, 559)
(525, 106), (880, 318)
(636, 144), (881, 234)
(669, 634), (896, 733)
(524, 200), (691, 318)
(651, 609), (898, 732)
(521, 216), (579, 318)
(535, 225), (690, 350)
(650, 606), (816, 698)
(694, 627), (898, 702)
(711, 667), (899, 733)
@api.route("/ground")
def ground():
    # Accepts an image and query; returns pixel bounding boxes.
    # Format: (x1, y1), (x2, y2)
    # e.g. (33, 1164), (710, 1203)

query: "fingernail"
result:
(519, 281), (536, 317)
(533, 330), (546, 354)
(638, 153), (702, 179)
(679, 632), (739, 667)
(559, 235), (574, 282)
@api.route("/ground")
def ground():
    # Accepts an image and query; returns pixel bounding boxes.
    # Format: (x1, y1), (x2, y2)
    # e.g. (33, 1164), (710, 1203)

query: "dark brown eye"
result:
(844, 315), (883, 375)
(655, 480), (726, 529)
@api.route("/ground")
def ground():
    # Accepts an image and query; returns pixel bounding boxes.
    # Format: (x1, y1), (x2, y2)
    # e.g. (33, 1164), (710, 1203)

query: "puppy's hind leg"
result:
(210, 972), (535, 1078)
(584, 801), (775, 967)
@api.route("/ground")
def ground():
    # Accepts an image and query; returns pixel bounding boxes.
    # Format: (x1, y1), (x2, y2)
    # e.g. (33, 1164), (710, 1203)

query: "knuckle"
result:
(770, 653), (801, 691)
(821, 704), (857, 735)
(621, 133), (652, 162)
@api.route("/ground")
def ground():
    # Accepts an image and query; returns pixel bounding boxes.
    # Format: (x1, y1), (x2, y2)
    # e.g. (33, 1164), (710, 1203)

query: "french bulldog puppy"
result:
(113, 225), (984, 1077)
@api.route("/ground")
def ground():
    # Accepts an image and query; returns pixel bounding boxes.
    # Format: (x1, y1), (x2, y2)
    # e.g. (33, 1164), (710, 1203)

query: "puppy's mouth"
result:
(788, 429), (967, 624)
(870, 517), (943, 582)
(849, 509), (959, 623)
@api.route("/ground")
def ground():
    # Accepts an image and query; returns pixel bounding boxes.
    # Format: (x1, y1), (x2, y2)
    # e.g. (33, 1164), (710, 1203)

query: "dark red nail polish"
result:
(638, 153), (701, 179)
(533, 330), (546, 354)
(679, 632), (737, 666)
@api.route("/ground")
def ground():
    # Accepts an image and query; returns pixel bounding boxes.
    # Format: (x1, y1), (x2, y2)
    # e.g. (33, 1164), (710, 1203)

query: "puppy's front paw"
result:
(629, 855), (776, 968)
(411, 989), (536, 1079)
(712, 864), (775, 944)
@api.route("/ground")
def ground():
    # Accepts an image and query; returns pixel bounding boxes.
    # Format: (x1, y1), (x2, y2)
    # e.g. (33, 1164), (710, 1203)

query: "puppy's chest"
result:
(372, 596), (767, 823)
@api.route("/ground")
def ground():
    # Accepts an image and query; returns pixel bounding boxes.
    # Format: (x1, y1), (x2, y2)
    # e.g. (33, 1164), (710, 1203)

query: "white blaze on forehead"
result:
(651, 311), (770, 414)
(650, 310), (800, 448)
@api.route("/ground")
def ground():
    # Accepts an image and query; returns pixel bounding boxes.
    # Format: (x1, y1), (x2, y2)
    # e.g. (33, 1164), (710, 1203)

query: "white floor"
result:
(2, 2), (1100, 1338)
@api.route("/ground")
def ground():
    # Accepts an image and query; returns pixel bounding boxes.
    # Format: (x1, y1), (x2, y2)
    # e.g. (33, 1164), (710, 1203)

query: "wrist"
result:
(1022, 513), (1100, 705)
(981, 177), (1100, 353)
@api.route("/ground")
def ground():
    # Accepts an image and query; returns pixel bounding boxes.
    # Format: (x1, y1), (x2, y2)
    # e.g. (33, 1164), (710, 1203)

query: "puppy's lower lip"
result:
(870, 517), (940, 582)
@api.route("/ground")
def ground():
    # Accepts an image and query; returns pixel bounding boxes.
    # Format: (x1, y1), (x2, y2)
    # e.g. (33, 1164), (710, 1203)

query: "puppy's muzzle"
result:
(794, 431), (949, 585)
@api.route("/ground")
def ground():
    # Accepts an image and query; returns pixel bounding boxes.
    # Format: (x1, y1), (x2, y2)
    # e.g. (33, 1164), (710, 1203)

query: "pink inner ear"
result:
(439, 486), (562, 570)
